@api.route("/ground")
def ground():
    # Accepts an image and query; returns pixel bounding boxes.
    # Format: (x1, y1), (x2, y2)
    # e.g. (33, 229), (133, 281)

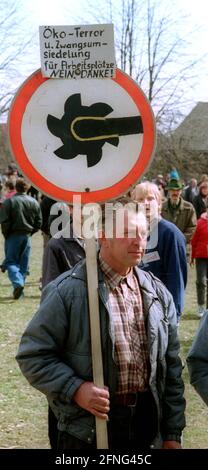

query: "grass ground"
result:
(0, 232), (207, 449)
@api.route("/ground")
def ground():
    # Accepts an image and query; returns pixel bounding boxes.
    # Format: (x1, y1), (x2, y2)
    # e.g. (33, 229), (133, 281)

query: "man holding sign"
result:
(16, 201), (185, 449)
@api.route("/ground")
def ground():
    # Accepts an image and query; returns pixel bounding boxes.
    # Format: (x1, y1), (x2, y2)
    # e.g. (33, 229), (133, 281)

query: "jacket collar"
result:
(165, 197), (186, 212)
(53, 224), (85, 246)
(69, 260), (159, 308)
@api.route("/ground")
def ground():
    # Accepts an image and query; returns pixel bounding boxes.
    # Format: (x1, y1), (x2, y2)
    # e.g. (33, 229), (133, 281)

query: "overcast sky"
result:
(22, 0), (208, 99)
(2, 0), (208, 122)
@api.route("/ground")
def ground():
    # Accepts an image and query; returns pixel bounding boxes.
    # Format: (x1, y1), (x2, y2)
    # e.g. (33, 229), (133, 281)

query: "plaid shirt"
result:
(99, 254), (149, 394)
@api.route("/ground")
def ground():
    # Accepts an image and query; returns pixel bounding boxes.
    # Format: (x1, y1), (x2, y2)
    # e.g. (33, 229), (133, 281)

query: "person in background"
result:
(6, 164), (19, 186)
(153, 175), (165, 201)
(0, 178), (42, 299)
(186, 310), (208, 406)
(3, 180), (17, 199)
(40, 195), (56, 248)
(193, 180), (208, 219)
(190, 210), (208, 318)
(200, 174), (208, 183)
(132, 182), (187, 322)
(169, 166), (180, 180)
(41, 223), (85, 290)
(39, 196), (72, 291)
(183, 178), (198, 204)
(162, 178), (197, 259)
(27, 185), (39, 200)
(16, 202), (185, 449)
(0, 181), (17, 272)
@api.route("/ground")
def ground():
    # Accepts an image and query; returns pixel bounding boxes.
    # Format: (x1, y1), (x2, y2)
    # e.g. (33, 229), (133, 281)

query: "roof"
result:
(173, 102), (208, 152)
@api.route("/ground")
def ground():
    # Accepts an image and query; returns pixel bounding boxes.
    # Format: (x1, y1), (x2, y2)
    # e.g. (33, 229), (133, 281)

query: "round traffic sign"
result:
(8, 68), (156, 203)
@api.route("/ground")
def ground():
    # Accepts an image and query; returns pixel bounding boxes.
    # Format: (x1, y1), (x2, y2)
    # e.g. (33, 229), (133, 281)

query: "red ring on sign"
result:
(8, 68), (155, 203)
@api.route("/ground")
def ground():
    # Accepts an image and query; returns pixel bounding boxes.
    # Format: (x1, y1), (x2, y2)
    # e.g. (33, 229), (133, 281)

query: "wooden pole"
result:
(85, 236), (109, 449)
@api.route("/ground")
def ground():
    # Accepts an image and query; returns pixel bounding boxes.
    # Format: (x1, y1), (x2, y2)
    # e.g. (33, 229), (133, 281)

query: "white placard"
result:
(39, 24), (116, 79)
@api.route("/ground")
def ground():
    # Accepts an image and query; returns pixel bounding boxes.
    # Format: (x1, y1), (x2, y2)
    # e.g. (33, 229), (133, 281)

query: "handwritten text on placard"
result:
(39, 24), (116, 79)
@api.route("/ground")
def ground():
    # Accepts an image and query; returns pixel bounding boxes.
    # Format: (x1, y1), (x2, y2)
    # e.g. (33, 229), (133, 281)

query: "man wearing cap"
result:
(162, 179), (197, 256)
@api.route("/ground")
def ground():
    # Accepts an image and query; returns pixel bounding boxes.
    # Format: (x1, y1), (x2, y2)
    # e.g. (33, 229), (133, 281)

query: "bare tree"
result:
(119, 0), (137, 76)
(83, 0), (204, 131)
(139, 0), (203, 130)
(0, 1), (34, 117)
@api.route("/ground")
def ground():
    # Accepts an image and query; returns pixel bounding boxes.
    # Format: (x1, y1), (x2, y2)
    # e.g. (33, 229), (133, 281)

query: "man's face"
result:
(169, 189), (182, 205)
(134, 190), (159, 222)
(100, 211), (147, 275)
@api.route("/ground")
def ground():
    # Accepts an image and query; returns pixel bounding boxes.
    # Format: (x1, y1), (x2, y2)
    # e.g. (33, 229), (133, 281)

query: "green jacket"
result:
(162, 197), (197, 243)
(16, 261), (185, 448)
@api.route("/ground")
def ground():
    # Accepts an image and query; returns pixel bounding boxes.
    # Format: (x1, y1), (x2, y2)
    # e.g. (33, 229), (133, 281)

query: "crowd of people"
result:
(0, 162), (208, 449)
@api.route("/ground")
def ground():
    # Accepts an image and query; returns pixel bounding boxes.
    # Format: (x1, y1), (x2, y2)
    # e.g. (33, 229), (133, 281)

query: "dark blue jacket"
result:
(187, 310), (208, 405)
(140, 218), (187, 319)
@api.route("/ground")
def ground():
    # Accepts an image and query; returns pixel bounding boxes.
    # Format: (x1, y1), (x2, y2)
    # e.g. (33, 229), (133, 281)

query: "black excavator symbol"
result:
(47, 93), (143, 168)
